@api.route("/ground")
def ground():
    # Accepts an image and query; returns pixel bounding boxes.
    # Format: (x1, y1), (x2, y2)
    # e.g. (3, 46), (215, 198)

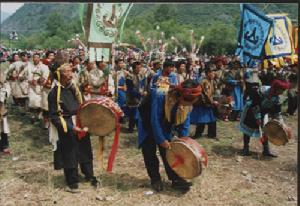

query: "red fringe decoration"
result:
(106, 115), (121, 173)
(76, 97), (124, 172)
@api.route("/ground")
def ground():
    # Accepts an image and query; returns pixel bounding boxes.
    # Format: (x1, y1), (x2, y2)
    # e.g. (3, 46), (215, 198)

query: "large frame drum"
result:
(77, 97), (124, 172)
(77, 97), (124, 136)
(263, 120), (292, 146)
(166, 137), (208, 179)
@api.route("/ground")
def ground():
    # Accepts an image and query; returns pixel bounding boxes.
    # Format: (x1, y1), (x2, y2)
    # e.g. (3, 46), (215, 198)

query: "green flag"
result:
(88, 3), (130, 44)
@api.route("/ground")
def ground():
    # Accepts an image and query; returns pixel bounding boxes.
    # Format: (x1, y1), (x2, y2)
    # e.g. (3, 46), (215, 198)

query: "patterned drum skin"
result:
(77, 97), (124, 136)
(166, 137), (208, 179)
(263, 120), (292, 146)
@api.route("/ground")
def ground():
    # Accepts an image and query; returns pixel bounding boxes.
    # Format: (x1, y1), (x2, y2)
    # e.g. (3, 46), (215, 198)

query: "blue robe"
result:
(239, 100), (261, 138)
(190, 77), (216, 124)
(117, 76), (127, 116)
(239, 86), (282, 138)
(226, 79), (244, 111)
(190, 106), (216, 124)
(126, 75), (146, 120)
(138, 73), (190, 147)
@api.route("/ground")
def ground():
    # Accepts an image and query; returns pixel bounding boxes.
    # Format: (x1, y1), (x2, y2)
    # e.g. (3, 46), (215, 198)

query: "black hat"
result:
(163, 60), (175, 69)
(19, 51), (28, 57)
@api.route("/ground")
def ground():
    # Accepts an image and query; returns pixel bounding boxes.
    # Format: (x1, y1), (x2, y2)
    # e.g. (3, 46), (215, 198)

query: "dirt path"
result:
(0, 108), (297, 206)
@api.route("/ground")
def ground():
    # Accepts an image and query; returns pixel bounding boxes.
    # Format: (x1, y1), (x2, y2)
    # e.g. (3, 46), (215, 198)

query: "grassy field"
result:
(0, 104), (297, 206)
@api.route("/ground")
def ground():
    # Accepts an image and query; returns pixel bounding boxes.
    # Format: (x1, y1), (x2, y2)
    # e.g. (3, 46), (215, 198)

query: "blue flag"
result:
(236, 4), (273, 67)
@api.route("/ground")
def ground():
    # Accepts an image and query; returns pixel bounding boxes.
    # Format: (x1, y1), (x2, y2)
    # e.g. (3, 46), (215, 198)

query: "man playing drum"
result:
(48, 63), (98, 193)
(138, 60), (201, 192)
(239, 79), (290, 157)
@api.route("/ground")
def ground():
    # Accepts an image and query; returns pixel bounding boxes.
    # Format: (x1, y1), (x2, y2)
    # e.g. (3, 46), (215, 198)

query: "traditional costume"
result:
(27, 61), (48, 122)
(138, 64), (200, 191)
(89, 66), (115, 98)
(286, 72), (297, 116)
(116, 69), (128, 118)
(243, 67), (260, 102)
(48, 63), (97, 191)
(6, 60), (29, 107)
(0, 69), (11, 154)
(125, 68), (145, 132)
(223, 67), (244, 121)
(191, 69), (218, 139)
(78, 65), (94, 101)
(259, 67), (275, 86)
(239, 79), (290, 157)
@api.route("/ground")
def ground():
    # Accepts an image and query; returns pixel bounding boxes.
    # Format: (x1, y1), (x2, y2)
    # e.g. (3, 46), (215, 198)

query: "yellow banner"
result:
(265, 14), (293, 58)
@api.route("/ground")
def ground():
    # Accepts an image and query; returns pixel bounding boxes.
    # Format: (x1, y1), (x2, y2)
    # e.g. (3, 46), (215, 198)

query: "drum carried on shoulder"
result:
(263, 120), (293, 146)
(166, 137), (208, 179)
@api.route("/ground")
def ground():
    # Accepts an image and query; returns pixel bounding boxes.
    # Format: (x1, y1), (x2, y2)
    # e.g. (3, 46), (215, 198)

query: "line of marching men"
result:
(0, 49), (298, 193)
(0, 50), (298, 155)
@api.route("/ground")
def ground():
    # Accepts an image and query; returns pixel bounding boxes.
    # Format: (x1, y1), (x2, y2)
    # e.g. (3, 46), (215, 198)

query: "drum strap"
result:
(56, 71), (68, 133)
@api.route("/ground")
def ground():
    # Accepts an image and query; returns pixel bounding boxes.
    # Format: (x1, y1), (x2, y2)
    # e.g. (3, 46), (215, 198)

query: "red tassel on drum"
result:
(106, 115), (121, 172)
(76, 109), (87, 140)
(75, 97), (124, 172)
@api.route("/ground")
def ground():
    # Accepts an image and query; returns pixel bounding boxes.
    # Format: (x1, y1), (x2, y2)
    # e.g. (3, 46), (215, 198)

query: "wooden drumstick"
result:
(98, 136), (105, 171)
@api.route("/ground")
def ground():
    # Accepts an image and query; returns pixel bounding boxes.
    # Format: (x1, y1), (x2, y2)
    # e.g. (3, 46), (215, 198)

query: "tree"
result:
(153, 5), (176, 22)
(46, 12), (65, 37)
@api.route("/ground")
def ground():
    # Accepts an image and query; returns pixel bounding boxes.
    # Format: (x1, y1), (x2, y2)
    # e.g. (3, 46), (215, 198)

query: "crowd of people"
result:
(0, 46), (298, 192)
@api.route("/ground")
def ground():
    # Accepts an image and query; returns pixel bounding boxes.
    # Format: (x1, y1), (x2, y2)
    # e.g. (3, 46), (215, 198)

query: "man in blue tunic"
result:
(115, 58), (129, 123)
(138, 61), (202, 192)
(125, 61), (146, 132)
(191, 67), (218, 140)
(224, 64), (244, 121)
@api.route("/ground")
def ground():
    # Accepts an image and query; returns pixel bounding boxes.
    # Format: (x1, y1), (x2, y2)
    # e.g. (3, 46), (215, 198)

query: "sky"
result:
(1, 3), (24, 14)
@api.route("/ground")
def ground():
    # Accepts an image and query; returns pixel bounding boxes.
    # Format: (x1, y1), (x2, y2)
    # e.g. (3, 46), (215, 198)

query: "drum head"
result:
(166, 141), (201, 179)
(180, 137), (208, 167)
(79, 103), (115, 136)
(263, 121), (289, 146)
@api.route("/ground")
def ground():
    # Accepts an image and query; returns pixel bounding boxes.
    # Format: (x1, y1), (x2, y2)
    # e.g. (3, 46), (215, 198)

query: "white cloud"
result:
(1, 3), (24, 14)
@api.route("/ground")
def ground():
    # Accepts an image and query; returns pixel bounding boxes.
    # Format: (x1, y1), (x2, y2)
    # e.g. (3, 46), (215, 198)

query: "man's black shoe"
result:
(66, 183), (81, 193)
(90, 176), (99, 188)
(241, 148), (250, 156)
(69, 183), (78, 189)
(208, 136), (219, 141)
(192, 134), (203, 139)
(262, 151), (278, 158)
(151, 180), (163, 192)
(171, 180), (192, 190)
(85, 176), (99, 187)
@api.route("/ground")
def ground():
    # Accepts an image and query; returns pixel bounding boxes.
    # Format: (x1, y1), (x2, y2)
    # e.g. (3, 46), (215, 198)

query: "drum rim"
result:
(263, 120), (289, 145)
(179, 137), (208, 167)
(167, 141), (202, 179)
(78, 98), (121, 136)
